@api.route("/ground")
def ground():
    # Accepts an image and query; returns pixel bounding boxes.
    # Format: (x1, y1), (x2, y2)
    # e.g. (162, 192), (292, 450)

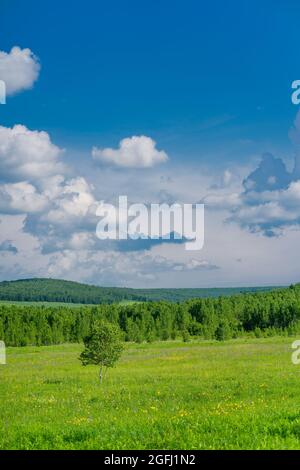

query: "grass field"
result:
(0, 337), (300, 450)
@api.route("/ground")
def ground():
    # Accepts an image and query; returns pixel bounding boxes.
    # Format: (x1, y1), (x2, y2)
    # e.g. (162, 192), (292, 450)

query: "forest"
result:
(0, 278), (278, 304)
(1, 284), (300, 346)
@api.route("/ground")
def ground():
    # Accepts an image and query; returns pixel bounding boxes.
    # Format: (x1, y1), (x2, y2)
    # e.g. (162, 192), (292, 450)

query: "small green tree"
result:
(182, 329), (190, 342)
(79, 320), (124, 383)
(215, 318), (232, 341)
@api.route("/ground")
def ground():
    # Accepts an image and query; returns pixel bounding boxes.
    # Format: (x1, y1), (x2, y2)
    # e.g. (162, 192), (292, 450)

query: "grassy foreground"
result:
(0, 337), (300, 450)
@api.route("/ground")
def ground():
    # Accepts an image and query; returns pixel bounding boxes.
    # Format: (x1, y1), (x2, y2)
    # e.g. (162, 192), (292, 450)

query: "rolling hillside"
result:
(0, 278), (282, 304)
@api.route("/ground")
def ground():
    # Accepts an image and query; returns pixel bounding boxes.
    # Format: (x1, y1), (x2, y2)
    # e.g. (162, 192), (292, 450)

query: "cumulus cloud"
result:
(0, 123), (99, 254)
(45, 177), (96, 224)
(0, 124), (98, 253)
(0, 182), (48, 214)
(0, 125), (65, 183)
(92, 136), (168, 168)
(199, 108), (300, 237)
(203, 135), (300, 236)
(0, 46), (40, 96)
(227, 180), (300, 235)
(23, 176), (100, 253)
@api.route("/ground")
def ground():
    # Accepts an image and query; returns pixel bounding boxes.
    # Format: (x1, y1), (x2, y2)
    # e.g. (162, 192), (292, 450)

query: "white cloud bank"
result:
(46, 249), (218, 286)
(0, 125), (65, 183)
(92, 135), (168, 168)
(0, 46), (40, 96)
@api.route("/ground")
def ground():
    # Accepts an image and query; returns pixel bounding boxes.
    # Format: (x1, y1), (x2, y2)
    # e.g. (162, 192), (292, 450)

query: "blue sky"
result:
(1, 1), (300, 287)
(1, 0), (299, 157)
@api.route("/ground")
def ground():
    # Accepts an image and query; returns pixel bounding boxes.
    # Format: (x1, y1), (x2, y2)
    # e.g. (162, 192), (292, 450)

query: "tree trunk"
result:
(99, 366), (103, 384)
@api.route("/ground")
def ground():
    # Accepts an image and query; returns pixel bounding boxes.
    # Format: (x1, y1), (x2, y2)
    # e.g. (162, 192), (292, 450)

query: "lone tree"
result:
(80, 320), (124, 383)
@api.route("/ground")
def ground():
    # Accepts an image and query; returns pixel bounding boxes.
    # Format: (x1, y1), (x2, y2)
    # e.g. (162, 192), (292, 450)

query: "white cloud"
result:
(173, 258), (217, 271)
(0, 182), (48, 214)
(44, 177), (97, 225)
(69, 232), (96, 250)
(227, 180), (300, 232)
(0, 125), (65, 183)
(21, 176), (100, 254)
(45, 249), (217, 285)
(0, 46), (40, 96)
(203, 192), (241, 210)
(92, 135), (168, 168)
(2, 155), (300, 287)
(202, 145), (300, 235)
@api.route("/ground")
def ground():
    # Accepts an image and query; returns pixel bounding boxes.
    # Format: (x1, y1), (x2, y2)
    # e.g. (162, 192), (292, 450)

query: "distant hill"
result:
(0, 278), (283, 304)
(0, 279), (137, 304)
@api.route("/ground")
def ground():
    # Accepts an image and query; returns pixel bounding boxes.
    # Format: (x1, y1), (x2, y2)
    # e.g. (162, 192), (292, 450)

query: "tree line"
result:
(0, 278), (277, 304)
(1, 285), (300, 346)
(0, 278), (142, 304)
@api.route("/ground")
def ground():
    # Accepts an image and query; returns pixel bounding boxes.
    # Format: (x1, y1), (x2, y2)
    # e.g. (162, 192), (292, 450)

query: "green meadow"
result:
(1, 337), (300, 450)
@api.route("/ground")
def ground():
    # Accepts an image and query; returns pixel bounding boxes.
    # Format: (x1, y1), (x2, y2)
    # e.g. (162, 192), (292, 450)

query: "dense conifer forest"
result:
(0, 278), (279, 304)
(1, 284), (299, 346)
